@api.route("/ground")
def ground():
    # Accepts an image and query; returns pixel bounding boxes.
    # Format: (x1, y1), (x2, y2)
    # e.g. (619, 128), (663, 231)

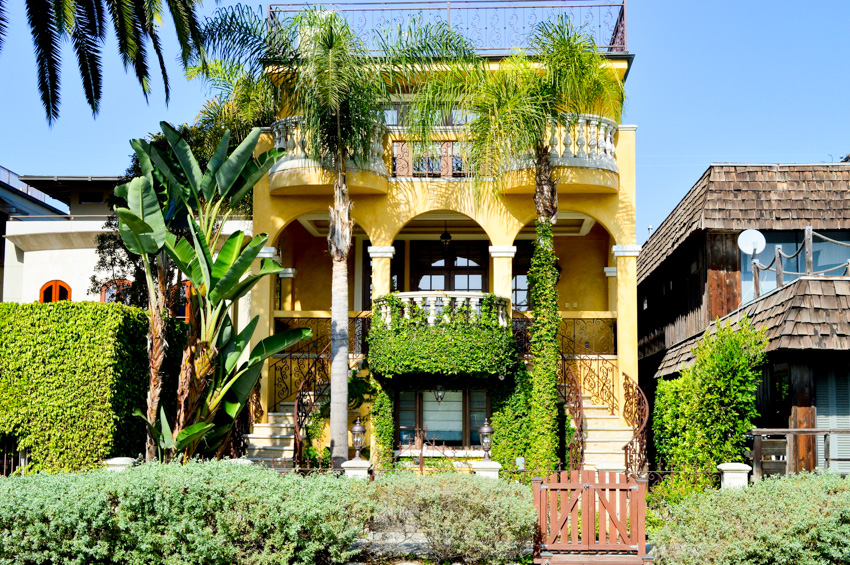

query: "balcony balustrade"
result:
(373, 291), (511, 327)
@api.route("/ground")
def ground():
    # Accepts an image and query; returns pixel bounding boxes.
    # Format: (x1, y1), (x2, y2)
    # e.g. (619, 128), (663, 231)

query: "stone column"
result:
(489, 246), (516, 300)
(278, 268), (296, 311)
(612, 244), (640, 419)
(604, 266), (617, 312)
(369, 246), (395, 298)
(341, 458), (373, 479)
(251, 251), (277, 423)
(472, 459), (502, 479)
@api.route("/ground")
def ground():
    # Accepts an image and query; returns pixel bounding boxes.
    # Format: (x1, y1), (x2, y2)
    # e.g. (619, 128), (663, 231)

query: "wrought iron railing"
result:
(558, 361), (585, 471)
(560, 336), (648, 477)
(273, 313), (371, 357)
(512, 312), (616, 356)
(268, 0), (627, 54)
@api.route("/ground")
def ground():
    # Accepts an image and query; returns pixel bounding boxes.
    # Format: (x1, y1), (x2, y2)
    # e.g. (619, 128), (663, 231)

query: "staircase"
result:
(244, 403), (298, 465)
(581, 394), (634, 472)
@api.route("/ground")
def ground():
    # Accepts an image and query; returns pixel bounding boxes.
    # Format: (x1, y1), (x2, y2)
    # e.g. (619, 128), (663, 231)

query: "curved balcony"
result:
(500, 114), (620, 194)
(268, 117), (390, 195)
(373, 291), (511, 327)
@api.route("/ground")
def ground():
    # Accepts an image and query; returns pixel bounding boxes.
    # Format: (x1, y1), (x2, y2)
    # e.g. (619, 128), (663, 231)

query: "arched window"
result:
(101, 280), (131, 304)
(40, 280), (71, 303)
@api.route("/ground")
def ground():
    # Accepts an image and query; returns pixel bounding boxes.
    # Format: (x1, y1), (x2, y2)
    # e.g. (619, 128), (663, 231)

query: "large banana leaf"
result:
(208, 234), (268, 304)
(210, 231), (246, 286)
(216, 128), (262, 198)
(161, 121), (205, 200)
(199, 132), (231, 199)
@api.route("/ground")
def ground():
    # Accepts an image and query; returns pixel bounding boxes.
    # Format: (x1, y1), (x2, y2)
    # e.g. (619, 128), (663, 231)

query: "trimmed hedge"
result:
(0, 302), (150, 472)
(0, 461), (535, 564)
(0, 460), (373, 564)
(654, 472), (850, 565)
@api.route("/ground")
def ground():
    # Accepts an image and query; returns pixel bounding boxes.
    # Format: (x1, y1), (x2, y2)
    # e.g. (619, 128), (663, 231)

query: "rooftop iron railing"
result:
(267, 0), (627, 54)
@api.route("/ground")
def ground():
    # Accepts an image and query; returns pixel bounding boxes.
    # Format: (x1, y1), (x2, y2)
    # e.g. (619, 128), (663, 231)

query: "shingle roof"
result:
(655, 276), (850, 378)
(639, 164), (850, 283)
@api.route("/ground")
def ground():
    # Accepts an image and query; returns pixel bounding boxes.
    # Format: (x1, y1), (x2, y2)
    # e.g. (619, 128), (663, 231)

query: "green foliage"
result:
(654, 472), (850, 565)
(646, 473), (719, 538)
(491, 363), (533, 475)
(526, 221), (561, 471)
(654, 316), (768, 473)
(0, 302), (149, 472)
(370, 387), (396, 469)
(370, 473), (536, 564)
(367, 293), (517, 379)
(0, 460), (373, 564)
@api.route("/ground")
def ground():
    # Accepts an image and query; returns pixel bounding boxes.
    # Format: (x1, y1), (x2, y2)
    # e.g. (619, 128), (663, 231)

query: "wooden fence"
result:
(533, 470), (652, 564)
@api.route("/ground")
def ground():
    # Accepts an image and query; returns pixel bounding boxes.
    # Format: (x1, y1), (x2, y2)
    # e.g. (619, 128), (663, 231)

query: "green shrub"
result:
(367, 293), (517, 379)
(0, 301), (153, 472)
(370, 473), (536, 564)
(653, 316), (768, 473)
(653, 472), (850, 565)
(0, 460), (374, 565)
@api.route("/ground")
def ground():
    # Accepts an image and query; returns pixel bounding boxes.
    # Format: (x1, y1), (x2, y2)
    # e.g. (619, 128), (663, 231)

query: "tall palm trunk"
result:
(527, 143), (561, 470)
(144, 253), (168, 462)
(328, 134), (354, 467)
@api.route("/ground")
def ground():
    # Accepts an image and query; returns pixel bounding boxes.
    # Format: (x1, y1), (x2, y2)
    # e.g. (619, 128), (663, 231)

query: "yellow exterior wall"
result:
(252, 119), (639, 421)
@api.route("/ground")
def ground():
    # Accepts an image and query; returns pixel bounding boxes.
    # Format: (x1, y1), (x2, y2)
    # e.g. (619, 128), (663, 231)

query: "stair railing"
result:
(292, 341), (331, 466)
(560, 335), (649, 477)
(558, 361), (585, 471)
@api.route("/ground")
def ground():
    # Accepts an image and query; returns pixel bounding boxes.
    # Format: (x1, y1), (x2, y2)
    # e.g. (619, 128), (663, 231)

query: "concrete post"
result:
(471, 459), (502, 479)
(104, 457), (136, 471)
(341, 458), (373, 479)
(717, 462), (751, 488)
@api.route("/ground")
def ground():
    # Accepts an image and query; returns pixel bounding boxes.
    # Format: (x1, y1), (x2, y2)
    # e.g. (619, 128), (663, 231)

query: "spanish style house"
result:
(246, 0), (645, 473)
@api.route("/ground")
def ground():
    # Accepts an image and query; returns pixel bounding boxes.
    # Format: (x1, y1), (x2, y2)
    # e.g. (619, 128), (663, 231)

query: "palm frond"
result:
(70, 0), (104, 115)
(0, 0), (7, 53)
(26, 0), (62, 124)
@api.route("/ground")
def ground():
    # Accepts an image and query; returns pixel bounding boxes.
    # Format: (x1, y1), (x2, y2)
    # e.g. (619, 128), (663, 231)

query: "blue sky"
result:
(1, 0), (849, 244)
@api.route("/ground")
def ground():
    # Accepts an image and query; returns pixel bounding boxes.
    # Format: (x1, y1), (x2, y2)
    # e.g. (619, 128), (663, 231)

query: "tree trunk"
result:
(527, 143), (561, 471)
(329, 257), (350, 467)
(144, 253), (168, 462)
(534, 144), (558, 225)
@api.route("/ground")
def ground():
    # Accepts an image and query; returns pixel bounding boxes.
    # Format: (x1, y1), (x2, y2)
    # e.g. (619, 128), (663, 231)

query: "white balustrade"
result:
(373, 292), (511, 328)
(548, 114), (619, 174)
(270, 117), (388, 177)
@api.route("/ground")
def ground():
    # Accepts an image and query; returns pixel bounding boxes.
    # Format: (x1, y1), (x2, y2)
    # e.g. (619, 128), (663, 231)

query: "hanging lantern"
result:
(440, 221), (452, 250)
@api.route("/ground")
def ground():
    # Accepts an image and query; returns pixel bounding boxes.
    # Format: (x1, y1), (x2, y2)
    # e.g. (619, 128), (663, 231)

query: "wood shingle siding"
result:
(655, 277), (850, 378)
(639, 164), (850, 284)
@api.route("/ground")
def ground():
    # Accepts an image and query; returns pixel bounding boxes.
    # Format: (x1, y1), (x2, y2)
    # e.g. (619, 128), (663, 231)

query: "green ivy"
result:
(526, 221), (561, 471)
(0, 302), (154, 472)
(367, 293), (515, 379)
(370, 387), (395, 469)
(653, 316), (768, 474)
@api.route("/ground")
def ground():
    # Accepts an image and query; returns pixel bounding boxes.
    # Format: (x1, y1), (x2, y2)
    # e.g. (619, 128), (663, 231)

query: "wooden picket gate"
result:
(532, 470), (652, 564)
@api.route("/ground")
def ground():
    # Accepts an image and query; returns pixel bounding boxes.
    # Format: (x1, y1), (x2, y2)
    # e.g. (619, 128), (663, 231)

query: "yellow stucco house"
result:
(244, 1), (645, 474)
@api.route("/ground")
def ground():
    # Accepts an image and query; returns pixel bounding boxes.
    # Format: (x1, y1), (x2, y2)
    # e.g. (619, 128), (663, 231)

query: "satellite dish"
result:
(737, 229), (766, 255)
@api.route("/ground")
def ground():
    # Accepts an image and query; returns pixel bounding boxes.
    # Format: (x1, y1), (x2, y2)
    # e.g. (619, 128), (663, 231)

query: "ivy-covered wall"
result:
(0, 302), (152, 472)
(367, 294), (515, 379)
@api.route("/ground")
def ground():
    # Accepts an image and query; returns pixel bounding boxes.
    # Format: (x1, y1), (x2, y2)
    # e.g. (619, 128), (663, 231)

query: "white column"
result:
(341, 458), (373, 479)
(368, 246), (395, 298)
(472, 459), (502, 479)
(489, 246), (516, 301)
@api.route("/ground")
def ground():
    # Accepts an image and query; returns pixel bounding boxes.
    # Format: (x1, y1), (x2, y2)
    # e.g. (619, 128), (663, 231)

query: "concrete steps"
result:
(578, 395), (632, 472)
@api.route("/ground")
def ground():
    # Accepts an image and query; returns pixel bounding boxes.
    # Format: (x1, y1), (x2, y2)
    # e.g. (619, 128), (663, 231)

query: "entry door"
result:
(411, 240), (488, 292)
(815, 368), (850, 472)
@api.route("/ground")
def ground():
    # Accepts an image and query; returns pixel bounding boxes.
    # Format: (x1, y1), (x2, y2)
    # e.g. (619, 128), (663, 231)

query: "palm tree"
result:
(201, 6), (389, 466)
(4, 0), (203, 123)
(408, 16), (624, 469)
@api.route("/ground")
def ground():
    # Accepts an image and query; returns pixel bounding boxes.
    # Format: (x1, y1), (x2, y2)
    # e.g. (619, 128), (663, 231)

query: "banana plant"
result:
(116, 122), (307, 460)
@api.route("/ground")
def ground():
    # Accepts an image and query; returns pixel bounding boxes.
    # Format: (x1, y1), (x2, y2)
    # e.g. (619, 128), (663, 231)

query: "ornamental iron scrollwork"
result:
(269, 1), (627, 54)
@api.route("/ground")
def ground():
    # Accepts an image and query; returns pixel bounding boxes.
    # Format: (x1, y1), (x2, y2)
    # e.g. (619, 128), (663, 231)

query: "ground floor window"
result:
(40, 280), (70, 303)
(396, 389), (489, 448)
(816, 368), (850, 472)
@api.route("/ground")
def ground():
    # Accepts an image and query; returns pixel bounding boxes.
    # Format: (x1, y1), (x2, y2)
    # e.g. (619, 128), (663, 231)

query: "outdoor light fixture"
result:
(440, 221), (452, 250)
(350, 417), (366, 460)
(433, 385), (446, 404)
(478, 418), (494, 461)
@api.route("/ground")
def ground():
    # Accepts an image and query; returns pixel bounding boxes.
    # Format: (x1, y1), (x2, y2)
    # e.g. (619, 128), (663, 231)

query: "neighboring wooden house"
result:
(638, 163), (850, 472)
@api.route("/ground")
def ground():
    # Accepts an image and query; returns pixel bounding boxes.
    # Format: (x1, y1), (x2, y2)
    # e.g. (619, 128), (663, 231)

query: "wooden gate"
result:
(533, 470), (652, 564)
